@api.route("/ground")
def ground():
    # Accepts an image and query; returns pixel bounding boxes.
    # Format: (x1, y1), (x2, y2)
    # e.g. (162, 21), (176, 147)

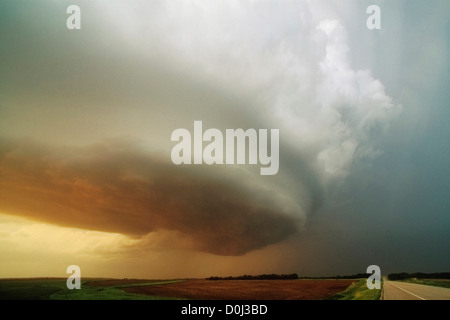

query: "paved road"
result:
(383, 281), (450, 300)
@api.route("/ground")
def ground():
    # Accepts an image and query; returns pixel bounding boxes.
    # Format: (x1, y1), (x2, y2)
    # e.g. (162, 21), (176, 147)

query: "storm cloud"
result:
(0, 138), (308, 255)
(4, 0), (447, 278)
(0, 0), (400, 257)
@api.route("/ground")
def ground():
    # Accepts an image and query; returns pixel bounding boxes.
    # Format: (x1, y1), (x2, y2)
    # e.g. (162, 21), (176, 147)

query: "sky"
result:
(0, 0), (449, 279)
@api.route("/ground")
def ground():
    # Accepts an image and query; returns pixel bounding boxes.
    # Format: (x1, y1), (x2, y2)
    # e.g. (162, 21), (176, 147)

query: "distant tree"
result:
(206, 273), (299, 280)
(388, 272), (450, 281)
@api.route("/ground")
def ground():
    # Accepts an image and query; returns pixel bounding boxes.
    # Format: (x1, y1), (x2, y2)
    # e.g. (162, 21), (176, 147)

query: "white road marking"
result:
(390, 283), (426, 300)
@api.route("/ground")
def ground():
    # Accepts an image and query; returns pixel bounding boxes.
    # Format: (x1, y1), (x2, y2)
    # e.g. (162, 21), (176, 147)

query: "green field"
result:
(0, 278), (183, 300)
(328, 279), (382, 300)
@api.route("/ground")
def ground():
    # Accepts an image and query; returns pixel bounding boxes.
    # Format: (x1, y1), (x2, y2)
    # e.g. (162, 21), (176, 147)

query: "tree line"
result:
(388, 272), (450, 280)
(207, 272), (450, 281)
(207, 274), (299, 280)
(207, 273), (373, 280)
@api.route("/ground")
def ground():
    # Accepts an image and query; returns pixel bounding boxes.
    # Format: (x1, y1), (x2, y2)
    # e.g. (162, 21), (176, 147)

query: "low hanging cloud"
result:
(0, 138), (305, 256)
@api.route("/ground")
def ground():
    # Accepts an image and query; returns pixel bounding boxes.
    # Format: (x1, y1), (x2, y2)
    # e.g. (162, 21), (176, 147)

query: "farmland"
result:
(0, 278), (357, 300)
(0, 278), (180, 300)
(123, 279), (355, 300)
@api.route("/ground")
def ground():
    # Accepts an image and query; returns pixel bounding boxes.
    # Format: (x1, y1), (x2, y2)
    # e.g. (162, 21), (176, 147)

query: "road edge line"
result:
(390, 283), (426, 300)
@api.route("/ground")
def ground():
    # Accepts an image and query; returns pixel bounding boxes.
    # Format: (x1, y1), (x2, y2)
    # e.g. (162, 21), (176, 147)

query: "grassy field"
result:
(0, 278), (183, 300)
(401, 278), (450, 289)
(328, 279), (382, 300)
(0, 278), (356, 300)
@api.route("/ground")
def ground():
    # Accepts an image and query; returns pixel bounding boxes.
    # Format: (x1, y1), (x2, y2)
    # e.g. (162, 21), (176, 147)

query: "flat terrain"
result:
(86, 279), (167, 287)
(0, 278), (355, 300)
(123, 279), (355, 300)
(402, 278), (450, 289)
(0, 278), (178, 300)
(383, 281), (450, 300)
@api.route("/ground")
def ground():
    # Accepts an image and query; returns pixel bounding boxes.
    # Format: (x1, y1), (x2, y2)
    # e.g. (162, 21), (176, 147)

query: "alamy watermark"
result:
(66, 265), (81, 289)
(171, 121), (279, 176)
(366, 265), (381, 289)
(66, 5), (81, 30)
(366, 5), (381, 30)
(65, 5), (382, 31)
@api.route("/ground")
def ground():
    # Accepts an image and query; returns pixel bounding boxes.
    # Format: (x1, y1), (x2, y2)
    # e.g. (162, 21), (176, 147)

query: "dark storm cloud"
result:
(5, 0), (447, 278)
(0, 138), (302, 255)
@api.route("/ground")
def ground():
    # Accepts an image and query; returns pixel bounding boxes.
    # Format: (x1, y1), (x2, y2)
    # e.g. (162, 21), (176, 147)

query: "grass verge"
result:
(328, 279), (382, 300)
(401, 278), (450, 289)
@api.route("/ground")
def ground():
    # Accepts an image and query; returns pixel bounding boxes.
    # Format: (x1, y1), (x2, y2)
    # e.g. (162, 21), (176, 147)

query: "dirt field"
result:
(123, 279), (355, 300)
